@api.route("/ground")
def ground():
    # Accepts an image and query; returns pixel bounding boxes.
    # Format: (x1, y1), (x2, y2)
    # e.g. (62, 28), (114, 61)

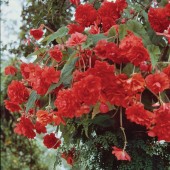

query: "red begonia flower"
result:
(43, 133), (61, 149)
(148, 6), (170, 33)
(126, 103), (154, 128)
(73, 75), (101, 105)
(4, 66), (17, 76)
(70, 0), (80, 6)
(120, 32), (150, 66)
(75, 4), (97, 27)
(124, 73), (145, 94)
(14, 116), (36, 139)
(112, 146), (131, 161)
(61, 148), (75, 166)
(30, 28), (44, 40)
(163, 64), (170, 87)
(98, 1), (127, 32)
(7, 80), (29, 104)
(4, 100), (21, 112)
(55, 89), (80, 118)
(35, 121), (47, 134)
(49, 46), (63, 62)
(36, 110), (52, 126)
(66, 32), (87, 47)
(148, 103), (170, 142)
(99, 103), (109, 113)
(67, 24), (84, 34)
(145, 72), (169, 94)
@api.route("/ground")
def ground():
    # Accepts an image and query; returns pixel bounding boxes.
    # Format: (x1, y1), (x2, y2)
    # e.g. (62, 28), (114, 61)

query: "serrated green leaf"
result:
(42, 27), (68, 45)
(25, 90), (40, 113)
(147, 45), (161, 66)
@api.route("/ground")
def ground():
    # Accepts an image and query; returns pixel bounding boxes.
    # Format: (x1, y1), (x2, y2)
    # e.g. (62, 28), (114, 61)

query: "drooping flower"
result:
(120, 32), (150, 66)
(4, 66), (17, 76)
(61, 148), (75, 166)
(14, 116), (36, 139)
(112, 146), (131, 161)
(49, 46), (63, 62)
(36, 110), (52, 126)
(98, 0), (127, 32)
(70, 0), (80, 6)
(75, 4), (98, 27)
(124, 73), (145, 94)
(4, 100), (21, 113)
(148, 103), (170, 142)
(30, 28), (44, 40)
(99, 103), (109, 113)
(148, 6), (170, 33)
(7, 80), (29, 104)
(67, 24), (84, 34)
(126, 103), (154, 128)
(43, 133), (61, 149)
(35, 121), (47, 134)
(163, 64), (170, 87)
(145, 72), (169, 94)
(55, 89), (80, 118)
(51, 111), (66, 126)
(66, 32), (87, 47)
(73, 75), (101, 105)
(94, 40), (120, 63)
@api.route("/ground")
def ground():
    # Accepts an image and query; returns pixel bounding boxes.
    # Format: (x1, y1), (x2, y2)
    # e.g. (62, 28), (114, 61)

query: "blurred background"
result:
(0, 0), (73, 169)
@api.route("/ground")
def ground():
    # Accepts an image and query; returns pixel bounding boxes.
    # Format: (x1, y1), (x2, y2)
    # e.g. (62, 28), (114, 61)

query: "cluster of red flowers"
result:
(148, 3), (170, 33)
(68, 0), (127, 33)
(20, 63), (60, 95)
(4, 0), (170, 164)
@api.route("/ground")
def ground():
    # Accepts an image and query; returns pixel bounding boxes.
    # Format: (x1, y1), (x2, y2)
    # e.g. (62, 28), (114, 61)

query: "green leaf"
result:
(42, 26), (68, 45)
(46, 51), (78, 94)
(92, 115), (113, 127)
(126, 20), (151, 45)
(25, 90), (40, 113)
(122, 63), (134, 76)
(89, 33), (106, 44)
(147, 45), (161, 66)
(60, 51), (78, 86)
(92, 102), (100, 119)
(27, 48), (47, 58)
(119, 24), (128, 40)
(107, 26), (117, 42)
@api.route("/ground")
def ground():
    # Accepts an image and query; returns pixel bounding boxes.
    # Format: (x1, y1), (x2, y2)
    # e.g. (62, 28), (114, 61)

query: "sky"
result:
(1, 0), (23, 61)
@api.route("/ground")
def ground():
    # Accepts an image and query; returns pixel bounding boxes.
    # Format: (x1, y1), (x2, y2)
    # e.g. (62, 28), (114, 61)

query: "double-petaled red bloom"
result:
(43, 133), (61, 149)
(66, 32), (87, 47)
(75, 4), (97, 27)
(49, 46), (63, 62)
(7, 80), (29, 104)
(145, 72), (169, 94)
(14, 116), (36, 139)
(120, 32), (150, 66)
(30, 28), (44, 40)
(126, 103), (154, 128)
(4, 66), (17, 76)
(148, 103), (170, 142)
(148, 4), (170, 33)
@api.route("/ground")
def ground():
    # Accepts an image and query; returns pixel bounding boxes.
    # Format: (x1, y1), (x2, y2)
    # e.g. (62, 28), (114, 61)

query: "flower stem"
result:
(120, 107), (127, 151)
